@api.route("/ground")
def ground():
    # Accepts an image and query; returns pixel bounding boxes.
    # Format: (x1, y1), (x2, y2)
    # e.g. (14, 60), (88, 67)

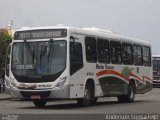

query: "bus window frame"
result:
(122, 43), (133, 65)
(70, 41), (84, 75)
(97, 38), (110, 63)
(85, 36), (97, 63)
(110, 40), (122, 64)
(133, 45), (143, 66)
(142, 46), (151, 67)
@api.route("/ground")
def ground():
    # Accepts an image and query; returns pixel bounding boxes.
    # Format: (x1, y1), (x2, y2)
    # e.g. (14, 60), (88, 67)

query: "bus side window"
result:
(122, 43), (133, 65)
(110, 41), (122, 64)
(70, 42), (83, 75)
(142, 46), (151, 67)
(97, 38), (110, 63)
(5, 45), (11, 77)
(133, 45), (143, 66)
(85, 37), (97, 63)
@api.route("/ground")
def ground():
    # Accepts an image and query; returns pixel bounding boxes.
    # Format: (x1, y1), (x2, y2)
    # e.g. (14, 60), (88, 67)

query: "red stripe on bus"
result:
(96, 70), (129, 81)
(129, 73), (144, 82)
(142, 76), (152, 81)
(96, 70), (152, 83)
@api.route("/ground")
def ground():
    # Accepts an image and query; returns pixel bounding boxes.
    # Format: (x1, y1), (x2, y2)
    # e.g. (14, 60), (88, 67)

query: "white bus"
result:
(152, 55), (160, 87)
(5, 26), (152, 107)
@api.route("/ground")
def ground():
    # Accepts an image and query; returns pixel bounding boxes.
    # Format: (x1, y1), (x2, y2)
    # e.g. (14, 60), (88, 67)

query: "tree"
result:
(0, 32), (12, 76)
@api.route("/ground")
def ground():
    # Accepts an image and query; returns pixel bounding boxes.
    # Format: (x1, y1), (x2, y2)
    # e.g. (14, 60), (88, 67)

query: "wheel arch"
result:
(129, 79), (136, 86)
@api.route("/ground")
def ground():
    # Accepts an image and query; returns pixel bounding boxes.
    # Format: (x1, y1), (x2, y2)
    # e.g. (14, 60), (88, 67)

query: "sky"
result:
(0, 0), (160, 55)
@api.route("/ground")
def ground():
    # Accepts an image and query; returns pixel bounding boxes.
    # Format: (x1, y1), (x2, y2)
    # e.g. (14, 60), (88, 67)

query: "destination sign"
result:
(14, 29), (67, 40)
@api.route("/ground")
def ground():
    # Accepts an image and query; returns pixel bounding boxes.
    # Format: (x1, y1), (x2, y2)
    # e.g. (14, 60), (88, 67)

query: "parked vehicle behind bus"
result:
(5, 26), (152, 107)
(152, 55), (160, 87)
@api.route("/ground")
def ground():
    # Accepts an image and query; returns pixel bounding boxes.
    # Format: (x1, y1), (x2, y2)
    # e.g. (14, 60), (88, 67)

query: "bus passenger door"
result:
(69, 36), (85, 98)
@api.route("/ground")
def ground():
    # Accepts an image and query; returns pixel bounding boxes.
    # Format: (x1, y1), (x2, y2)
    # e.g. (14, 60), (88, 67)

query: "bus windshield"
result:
(11, 40), (66, 77)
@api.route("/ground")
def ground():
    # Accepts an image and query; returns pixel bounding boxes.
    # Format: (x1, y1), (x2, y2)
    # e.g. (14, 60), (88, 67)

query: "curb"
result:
(0, 94), (11, 101)
(0, 97), (11, 101)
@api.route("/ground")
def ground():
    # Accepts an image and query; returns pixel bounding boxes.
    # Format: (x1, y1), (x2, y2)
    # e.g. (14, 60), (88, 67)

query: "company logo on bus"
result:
(18, 83), (52, 89)
(19, 84), (37, 89)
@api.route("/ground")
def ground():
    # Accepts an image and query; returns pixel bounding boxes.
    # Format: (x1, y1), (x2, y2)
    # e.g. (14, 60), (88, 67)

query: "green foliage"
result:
(0, 33), (12, 75)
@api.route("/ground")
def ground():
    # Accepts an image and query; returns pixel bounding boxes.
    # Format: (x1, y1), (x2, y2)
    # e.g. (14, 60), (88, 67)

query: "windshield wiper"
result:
(40, 44), (47, 65)
(24, 40), (35, 65)
(47, 39), (54, 73)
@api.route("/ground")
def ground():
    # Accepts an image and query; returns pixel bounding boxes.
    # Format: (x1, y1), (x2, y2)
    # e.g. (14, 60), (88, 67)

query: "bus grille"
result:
(20, 91), (51, 99)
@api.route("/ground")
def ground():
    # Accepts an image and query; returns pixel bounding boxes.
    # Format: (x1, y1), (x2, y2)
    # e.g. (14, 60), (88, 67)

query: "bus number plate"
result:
(31, 95), (41, 99)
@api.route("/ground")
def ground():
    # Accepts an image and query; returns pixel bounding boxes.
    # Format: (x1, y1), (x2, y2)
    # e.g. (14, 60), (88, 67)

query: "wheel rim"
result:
(129, 86), (134, 99)
(84, 88), (90, 100)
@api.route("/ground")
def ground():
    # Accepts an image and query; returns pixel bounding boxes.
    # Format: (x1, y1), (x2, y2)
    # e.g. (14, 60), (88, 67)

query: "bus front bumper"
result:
(9, 85), (70, 100)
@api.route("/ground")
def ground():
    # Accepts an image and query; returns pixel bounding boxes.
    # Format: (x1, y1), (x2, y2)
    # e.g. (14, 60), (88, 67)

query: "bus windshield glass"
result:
(11, 40), (66, 77)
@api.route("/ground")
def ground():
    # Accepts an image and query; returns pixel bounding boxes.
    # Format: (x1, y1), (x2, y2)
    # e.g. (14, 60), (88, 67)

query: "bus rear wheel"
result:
(117, 82), (135, 103)
(33, 99), (47, 107)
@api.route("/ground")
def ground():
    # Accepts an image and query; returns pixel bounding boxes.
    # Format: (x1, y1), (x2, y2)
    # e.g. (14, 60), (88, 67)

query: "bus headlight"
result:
(55, 77), (67, 88)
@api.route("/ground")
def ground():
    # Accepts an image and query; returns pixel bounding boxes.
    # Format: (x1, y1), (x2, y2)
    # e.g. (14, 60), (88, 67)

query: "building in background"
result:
(0, 28), (8, 35)
(0, 20), (14, 37)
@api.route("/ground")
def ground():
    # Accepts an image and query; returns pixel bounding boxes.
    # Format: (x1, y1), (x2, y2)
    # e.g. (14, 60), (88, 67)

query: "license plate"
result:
(31, 95), (41, 99)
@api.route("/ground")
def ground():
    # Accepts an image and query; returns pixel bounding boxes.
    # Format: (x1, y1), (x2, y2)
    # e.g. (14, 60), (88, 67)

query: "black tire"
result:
(77, 83), (95, 106)
(117, 82), (135, 103)
(91, 97), (98, 105)
(33, 99), (47, 107)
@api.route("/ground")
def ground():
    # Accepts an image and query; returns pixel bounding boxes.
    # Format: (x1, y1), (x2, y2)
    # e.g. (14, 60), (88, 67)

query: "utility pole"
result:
(7, 20), (13, 37)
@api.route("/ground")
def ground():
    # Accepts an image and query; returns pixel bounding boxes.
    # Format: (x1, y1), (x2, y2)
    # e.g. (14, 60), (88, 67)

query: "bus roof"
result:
(152, 55), (160, 58)
(74, 27), (150, 47)
(16, 25), (151, 47)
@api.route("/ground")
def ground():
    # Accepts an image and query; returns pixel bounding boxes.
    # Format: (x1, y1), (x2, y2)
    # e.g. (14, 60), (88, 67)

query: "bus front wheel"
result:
(33, 99), (47, 107)
(77, 83), (94, 106)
